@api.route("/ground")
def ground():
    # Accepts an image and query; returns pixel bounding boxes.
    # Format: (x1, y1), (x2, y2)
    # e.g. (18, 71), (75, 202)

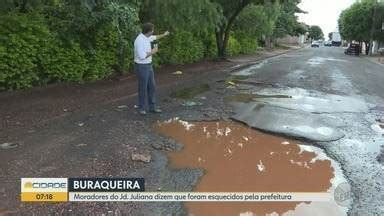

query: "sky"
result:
(298, 0), (355, 36)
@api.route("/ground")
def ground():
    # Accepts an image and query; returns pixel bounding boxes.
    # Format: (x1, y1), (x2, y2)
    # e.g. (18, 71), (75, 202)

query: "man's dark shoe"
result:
(150, 108), (162, 113)
(138, 110), (147, 115)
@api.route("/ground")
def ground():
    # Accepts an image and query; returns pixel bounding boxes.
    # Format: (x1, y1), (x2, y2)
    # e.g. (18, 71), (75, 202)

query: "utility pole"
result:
(369, 0), (379, 56)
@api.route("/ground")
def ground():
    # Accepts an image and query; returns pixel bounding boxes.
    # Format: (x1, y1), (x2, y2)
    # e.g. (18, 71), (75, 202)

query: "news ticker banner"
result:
(21, 178), (332, 202)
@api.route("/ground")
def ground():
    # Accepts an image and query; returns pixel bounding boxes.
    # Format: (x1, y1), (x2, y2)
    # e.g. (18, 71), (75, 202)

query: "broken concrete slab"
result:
(252, 88), (371, 113)
(371, 123), (384, 134)
(231, 103), (345, 142)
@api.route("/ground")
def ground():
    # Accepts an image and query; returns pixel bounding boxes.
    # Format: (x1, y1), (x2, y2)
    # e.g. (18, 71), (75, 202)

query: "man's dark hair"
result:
(142, 23), (154, 34)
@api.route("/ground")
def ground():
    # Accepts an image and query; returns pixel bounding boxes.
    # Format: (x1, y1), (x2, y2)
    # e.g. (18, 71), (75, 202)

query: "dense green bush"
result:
(201, 33), (218, 58)
(39, 40), (88, 83)
(0, 13), (50, 90)
(157, 30), (204, 64)
(227, 36), (242, 56)
(122, 42), (135, 71)
(0, 0), (302, 91)
(235, 32), (258, 54)
(0, 13), (261, 91)
(0, 15), (259, 91)
(0, 13), (124, 89)
(84, 26), (118, 81)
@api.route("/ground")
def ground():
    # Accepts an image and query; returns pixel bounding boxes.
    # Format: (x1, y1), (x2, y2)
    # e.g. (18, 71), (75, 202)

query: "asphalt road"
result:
(0, 46), (383, 215)
(230, 46), (384, 215)
(241, 47), (384, 99)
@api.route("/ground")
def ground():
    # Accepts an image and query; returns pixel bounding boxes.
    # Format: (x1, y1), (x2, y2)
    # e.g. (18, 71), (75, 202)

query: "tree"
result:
(339, 1), (372, 42)
(273, 0), (305, 39)
(0, 0), (58, 13)
(139, 0), (303, 58)
(308, 25), (324, 41)
(232, 1), (281, 49)
(211, 0), (267, 58)
(47, 0), (140, 72)
(339, 0), (384, 54)
(233, 2), (280, 41)
(139, 0), (220, 33)
(370, 0), (384, 53)
(233, 4), (270, 37)
(263, 1), (282, 48)
(140, 0), (280, 58)
(294, 22), (308, 36)
(238, 0), (306, 49)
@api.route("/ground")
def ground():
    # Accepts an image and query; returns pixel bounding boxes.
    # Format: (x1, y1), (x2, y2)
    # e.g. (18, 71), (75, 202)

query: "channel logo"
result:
(20, 178), (144, 202)
(23, 181), (67, 189)
(21, 178), (68, 202)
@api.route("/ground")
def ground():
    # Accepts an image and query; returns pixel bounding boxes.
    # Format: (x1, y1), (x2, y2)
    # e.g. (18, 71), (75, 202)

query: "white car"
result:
(324, 41), (332, 47)
(311, 41), (320, 48)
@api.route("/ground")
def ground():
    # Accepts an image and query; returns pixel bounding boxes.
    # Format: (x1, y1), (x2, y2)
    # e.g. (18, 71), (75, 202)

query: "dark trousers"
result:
(135, 63), (156, 110)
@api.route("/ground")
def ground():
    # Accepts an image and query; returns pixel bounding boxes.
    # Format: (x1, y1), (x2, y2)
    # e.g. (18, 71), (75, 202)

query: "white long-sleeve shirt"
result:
(134, 33), (157, 64)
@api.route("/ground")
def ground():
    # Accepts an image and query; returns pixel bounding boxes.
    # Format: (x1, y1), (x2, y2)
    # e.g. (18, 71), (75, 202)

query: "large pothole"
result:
(227, 87), (374, 142)
(155, 118), (349, 215)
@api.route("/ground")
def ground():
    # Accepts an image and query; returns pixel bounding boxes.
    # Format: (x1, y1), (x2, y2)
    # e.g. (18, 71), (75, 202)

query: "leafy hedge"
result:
(0, 13), (120, 90)
(157, 30), (205, 64)
(0, 14), (260, 90)
(0, 13), (50, 90)
(84, 26), (118, 81)
(236, 32), (258, 54)
(39, 40), (88, 83)
(227, 36), (242, 56)
(200, 33), (217, 58)
(227, 33), (259, 56)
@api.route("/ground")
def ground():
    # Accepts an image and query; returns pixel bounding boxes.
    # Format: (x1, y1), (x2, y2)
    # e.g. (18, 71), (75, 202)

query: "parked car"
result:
(344, 43), (360, 56)
(324, 41), (332, 47)
(311, 41), (320, 48)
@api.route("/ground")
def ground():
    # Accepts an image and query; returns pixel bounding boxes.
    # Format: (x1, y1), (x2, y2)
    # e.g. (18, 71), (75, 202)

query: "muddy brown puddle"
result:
(155, 119), (336, 216)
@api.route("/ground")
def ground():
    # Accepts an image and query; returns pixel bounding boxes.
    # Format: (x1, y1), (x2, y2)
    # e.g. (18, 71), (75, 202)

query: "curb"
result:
(226, 47), (303, 74)
(362, 56), (384, 68)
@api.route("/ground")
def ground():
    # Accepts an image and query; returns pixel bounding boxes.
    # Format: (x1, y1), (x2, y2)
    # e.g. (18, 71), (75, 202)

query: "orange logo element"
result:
(24, 182), (33, 188)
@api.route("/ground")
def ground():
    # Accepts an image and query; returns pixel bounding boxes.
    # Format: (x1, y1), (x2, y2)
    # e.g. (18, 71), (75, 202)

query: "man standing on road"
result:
(134, 23), (169, 115)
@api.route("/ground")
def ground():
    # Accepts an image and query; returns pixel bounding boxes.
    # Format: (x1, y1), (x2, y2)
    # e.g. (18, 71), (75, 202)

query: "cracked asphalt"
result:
(0, 46), (383, 215)
(228, 47), (384, 215)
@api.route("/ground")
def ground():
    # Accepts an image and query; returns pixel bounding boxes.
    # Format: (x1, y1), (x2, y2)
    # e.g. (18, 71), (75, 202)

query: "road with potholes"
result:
(227, 47), (384, 215)
(0, 46), (383, 215)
